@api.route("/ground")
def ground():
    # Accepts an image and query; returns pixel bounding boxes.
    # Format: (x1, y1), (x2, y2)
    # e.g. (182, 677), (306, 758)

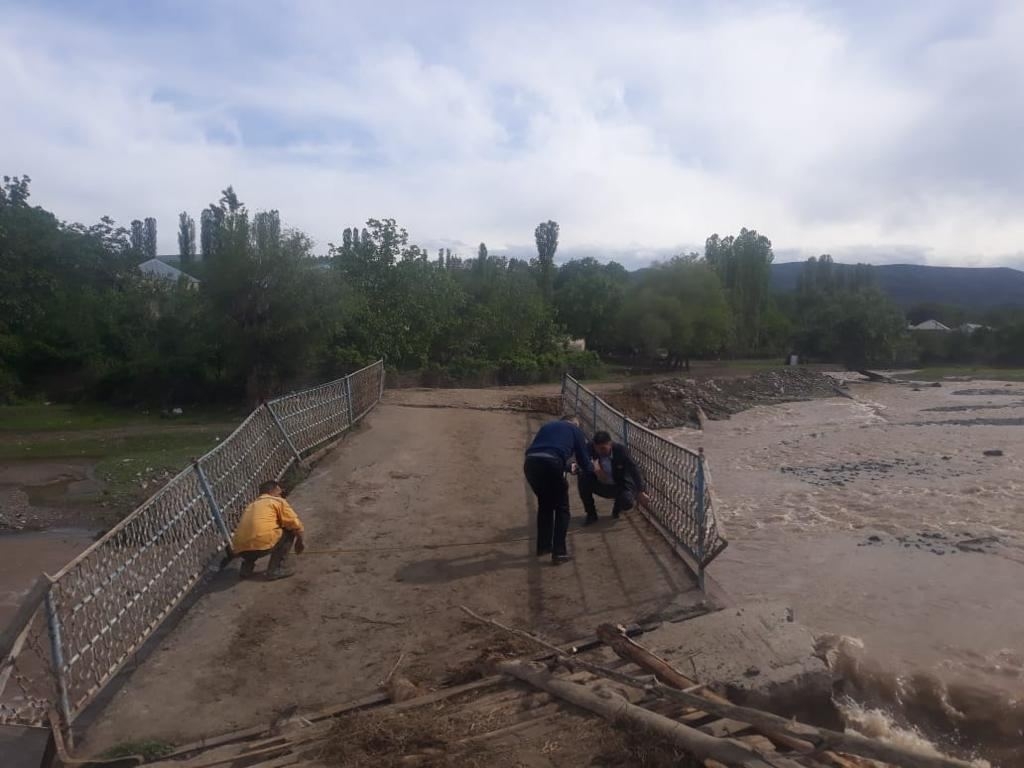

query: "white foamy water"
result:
(664, 379), (1024, 764)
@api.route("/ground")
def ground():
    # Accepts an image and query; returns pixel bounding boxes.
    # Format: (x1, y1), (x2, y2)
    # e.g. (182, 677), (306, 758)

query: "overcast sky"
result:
(2, 1), (1023, 268)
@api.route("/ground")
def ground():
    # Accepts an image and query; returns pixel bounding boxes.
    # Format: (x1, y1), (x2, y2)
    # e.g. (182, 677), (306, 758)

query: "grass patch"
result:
(0, 427), (227, 462)
(0, 402), (244, 432)
(897, 366), (1024, 382)
(0, 426), (231, 514)
(92, 431), (227, 507)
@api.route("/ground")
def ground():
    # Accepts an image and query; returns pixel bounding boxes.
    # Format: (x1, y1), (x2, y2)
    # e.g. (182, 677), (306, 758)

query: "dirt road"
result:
(82, 389), (703, 753)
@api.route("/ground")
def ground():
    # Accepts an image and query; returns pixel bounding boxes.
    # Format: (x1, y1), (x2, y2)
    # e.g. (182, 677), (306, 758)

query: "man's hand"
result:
(638, 491), (652, 507)
(569, 462), (579, 476)
(294, 536), (306, 555)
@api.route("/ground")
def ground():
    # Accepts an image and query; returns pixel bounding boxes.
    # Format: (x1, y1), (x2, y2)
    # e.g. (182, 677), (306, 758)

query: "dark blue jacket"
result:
(526, 420), (591, 469)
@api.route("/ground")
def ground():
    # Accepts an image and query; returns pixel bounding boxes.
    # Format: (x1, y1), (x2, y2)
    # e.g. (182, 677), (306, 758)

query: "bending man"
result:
(524, 415), (592, 564)
(579, 430), (650, 524)
(229, 480), (306, 580)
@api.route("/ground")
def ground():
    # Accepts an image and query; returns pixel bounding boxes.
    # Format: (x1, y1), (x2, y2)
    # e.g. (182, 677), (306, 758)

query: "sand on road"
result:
(81, 388), (703, 753)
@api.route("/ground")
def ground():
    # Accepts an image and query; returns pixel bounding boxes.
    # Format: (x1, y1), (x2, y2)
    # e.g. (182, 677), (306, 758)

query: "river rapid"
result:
(666, 378), (1024, 766)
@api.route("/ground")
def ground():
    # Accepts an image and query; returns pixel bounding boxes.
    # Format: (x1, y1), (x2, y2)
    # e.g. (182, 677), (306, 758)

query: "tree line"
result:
(3, 174), (1023, 406)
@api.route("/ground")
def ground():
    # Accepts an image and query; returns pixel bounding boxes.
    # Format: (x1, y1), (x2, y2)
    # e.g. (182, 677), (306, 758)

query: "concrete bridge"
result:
(76, 385), (709, 753)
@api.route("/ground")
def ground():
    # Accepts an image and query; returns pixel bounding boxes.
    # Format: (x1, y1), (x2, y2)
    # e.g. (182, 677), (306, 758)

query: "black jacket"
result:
(588, 443), (645, 492)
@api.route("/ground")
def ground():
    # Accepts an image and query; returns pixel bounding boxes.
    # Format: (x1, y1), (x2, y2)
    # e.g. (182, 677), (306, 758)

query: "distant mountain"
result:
(770, 262), (1024, 309)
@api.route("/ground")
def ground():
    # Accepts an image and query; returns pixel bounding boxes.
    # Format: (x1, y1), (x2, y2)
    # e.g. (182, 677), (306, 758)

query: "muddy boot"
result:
(266, 540), (294, 580)
(239, 559), (256, 579)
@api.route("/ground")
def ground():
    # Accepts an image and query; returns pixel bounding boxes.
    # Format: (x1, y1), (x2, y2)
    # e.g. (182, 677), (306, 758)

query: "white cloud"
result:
(1, 1), (1023, 267)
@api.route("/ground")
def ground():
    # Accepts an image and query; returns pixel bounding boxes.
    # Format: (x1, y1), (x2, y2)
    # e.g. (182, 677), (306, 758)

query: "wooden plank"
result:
(701, 718), (756, 739)
(498, 659), (797, 768)
(160, 675), (507, 760)
(231, 754), (301, 768)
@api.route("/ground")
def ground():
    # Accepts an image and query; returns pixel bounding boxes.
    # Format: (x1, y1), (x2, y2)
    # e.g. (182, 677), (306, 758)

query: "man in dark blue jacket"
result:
(523, 415), (591, 564)
(578, 430), (650, 524)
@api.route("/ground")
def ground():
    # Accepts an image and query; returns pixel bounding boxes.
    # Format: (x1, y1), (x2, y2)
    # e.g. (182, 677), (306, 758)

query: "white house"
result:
(138, 258), (200, 288)
(959, 323), (988, 334)
(908, 319), (950, 332)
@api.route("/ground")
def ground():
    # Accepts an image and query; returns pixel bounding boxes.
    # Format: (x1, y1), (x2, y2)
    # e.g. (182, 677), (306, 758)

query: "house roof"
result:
(909, 319), (951, 331)
(138, 258), (200, 285)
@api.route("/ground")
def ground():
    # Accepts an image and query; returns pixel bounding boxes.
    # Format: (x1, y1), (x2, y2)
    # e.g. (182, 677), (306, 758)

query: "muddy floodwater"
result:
(667, 379), (1024, 764)
(0, 529), (96, 626)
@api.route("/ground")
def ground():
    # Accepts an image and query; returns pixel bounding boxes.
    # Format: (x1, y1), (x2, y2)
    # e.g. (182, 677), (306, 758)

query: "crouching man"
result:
(229, 480), (306, 580)
(579, 431), (650, 524)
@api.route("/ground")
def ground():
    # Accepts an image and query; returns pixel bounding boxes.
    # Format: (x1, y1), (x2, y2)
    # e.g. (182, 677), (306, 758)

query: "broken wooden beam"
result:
(497, 659), (801, 768)
(593, 623), (975, 768)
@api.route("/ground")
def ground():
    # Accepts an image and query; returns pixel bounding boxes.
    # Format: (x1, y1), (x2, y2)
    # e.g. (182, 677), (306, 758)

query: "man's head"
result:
(561, 414), (580, 427)
(258, 480), (283, 497)
(592, 430), (614, 457)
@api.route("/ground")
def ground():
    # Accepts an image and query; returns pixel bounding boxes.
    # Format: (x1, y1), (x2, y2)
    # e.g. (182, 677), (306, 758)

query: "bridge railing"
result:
(561, 374), (728, 586)
(0, 361), (385, 738)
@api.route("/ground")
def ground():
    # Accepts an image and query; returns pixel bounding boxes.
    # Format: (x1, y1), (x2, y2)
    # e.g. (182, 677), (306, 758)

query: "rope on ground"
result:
(301, 523), (630, 556)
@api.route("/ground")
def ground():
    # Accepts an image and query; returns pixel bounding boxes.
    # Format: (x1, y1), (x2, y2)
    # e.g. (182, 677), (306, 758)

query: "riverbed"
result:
(667, 379), (1024, 763)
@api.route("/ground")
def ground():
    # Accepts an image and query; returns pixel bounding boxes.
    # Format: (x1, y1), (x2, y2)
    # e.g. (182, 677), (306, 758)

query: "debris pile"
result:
(606, 369), (843, 429)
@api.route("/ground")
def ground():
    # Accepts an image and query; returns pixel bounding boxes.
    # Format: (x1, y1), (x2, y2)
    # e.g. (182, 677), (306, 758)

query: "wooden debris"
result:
(497, 659), (801, 768)
(461, 608), (976, 768)
(590, 624), (977, 768)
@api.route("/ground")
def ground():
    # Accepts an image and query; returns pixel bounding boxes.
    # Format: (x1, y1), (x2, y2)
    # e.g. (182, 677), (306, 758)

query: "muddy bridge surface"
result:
(79, 387), (705, 753)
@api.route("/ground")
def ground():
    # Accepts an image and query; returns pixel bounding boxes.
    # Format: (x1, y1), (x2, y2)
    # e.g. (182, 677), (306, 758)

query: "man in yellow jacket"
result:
(229, 480), (306, 580)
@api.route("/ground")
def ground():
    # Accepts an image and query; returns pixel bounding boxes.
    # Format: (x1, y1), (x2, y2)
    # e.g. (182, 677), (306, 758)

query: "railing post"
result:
(623, 418), (630, 449)
(378, 361), (385, 401)
(345, 377), (356, 426)
(44, 584), (73, 744)
(264, 402), (303, 466)
(695, 448), (707, 592)
(573, 379), (580, 415)
(591, 395), (598, 434)
(193, 461), (231, 545)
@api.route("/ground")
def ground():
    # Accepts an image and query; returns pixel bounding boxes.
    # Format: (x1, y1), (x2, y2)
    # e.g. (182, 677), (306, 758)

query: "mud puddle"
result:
(0, 459), (106, 530)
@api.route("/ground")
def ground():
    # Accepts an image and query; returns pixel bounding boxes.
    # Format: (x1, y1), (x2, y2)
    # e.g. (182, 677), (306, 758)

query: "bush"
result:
(564, 350), (604, 379)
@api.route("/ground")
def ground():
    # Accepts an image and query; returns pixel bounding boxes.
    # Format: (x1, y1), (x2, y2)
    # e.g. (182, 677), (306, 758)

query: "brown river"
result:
(667, 378), (1024, 766)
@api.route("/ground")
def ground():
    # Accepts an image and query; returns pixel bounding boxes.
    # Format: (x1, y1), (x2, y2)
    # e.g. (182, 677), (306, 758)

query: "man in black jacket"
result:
(578, 430), (650, 524)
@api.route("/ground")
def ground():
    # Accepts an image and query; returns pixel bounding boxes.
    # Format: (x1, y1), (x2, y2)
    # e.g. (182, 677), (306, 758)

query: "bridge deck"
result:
(81, 389), (704, 753)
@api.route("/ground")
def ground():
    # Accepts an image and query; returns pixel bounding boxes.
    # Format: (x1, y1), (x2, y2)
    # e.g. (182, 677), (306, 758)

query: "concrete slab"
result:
(639, 601), (836, 725)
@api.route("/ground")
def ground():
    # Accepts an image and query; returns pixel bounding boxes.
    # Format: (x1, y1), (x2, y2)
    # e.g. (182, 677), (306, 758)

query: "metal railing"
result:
(561, 374), (728, 586)
(0, 361), (385, 735)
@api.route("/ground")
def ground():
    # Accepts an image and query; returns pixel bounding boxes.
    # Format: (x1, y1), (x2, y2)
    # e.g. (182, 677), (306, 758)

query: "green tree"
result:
(617, 257), (731, 368)
(200, 207), (222, 260)
(177, 212), (196, 268)
(705, 228), (774, 352)
(553, 258), (627, 351)
(143, 217), (158, 259)
(788, 257), (906, 367)
(130, 219), (144, 255)
(534, 220), (559, 302)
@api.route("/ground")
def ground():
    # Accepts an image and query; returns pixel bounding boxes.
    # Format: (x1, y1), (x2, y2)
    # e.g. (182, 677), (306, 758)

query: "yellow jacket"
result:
(231, 494), (304, 553)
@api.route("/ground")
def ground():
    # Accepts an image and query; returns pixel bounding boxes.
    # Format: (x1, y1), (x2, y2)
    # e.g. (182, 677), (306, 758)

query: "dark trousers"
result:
(524, 456), (570, 556)
(238, 529), (296, 577)
(578, 473), (635, 518)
